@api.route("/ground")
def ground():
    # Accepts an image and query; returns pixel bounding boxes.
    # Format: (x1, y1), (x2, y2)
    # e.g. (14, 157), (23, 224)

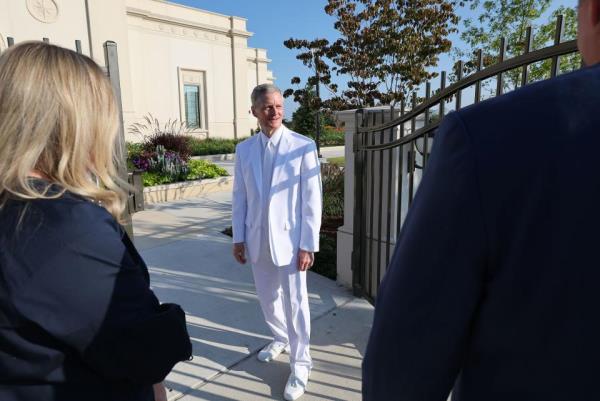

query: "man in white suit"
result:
(231, 84), (322, 400)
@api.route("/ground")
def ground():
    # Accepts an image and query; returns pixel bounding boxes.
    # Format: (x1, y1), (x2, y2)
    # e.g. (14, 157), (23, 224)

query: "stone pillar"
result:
(335, 110), (358, 289)
(230, 16), (251, 140)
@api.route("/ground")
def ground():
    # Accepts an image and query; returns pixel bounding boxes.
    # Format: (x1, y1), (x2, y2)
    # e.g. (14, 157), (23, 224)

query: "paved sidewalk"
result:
(132, 191), (373, 401)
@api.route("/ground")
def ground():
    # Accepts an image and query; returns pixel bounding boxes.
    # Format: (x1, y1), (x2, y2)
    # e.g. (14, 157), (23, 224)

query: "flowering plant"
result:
(131, 151), (154, 171)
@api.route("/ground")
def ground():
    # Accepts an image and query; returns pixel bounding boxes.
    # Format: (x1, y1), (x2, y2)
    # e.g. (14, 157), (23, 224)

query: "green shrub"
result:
(314, 163), (345, 280)
(126, 142), (144, 171)
(186, 159), (228, 180)
(321, 163), (344, 218)
(127, 142), (144, 159)
(313, 233), (337, 280)
(327, 156), (345, 167)
(319, 125), (345, 146)
(323, 193), (344, 218)
(303, 126), (345, 147)
(142, 171), (175, 187)
(140, 159), (227, 187)
(188, 137), (247, 156)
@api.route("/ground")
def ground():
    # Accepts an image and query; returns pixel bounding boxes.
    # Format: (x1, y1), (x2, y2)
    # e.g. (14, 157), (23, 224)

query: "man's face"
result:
(252, 91), (284, 134)
(578, 0), (600, 66)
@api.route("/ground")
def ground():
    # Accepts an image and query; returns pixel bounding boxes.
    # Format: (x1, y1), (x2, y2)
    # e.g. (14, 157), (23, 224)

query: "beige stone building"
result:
(0, 0), (274, 140)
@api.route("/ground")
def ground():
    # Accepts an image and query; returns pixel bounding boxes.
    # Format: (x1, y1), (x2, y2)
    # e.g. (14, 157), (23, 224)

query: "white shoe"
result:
(257, 341), (290, 363)
(283, 374), (308, 401)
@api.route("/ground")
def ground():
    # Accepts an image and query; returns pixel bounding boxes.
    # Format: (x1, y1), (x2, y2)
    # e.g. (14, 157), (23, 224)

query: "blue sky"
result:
(171, 0), (577, 118)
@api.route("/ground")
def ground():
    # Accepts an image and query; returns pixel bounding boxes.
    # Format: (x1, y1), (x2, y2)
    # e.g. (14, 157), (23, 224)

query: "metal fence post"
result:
(352, 109), (365, 297)
(551, 15), (565, 77)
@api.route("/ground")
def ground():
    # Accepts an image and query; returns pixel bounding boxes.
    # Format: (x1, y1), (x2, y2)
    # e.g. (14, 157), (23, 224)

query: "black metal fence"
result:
(351, 16), (580, 303)
(2, 37), (144, 238)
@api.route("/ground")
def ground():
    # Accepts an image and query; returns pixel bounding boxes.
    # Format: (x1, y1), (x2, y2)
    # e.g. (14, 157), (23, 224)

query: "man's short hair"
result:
(251, 83), (281, 107)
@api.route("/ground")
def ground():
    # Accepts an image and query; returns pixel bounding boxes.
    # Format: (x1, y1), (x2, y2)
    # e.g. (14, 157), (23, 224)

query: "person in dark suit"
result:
(363, 1), (600, 400)
(0, 42), (192, 401)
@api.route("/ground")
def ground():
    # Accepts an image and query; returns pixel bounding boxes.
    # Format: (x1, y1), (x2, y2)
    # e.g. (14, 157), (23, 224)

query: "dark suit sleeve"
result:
(14, 210), (192, 385)
(362, 112), (488, 400)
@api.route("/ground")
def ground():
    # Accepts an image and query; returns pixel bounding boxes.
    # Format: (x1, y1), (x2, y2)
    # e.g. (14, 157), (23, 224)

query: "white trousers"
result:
(252, 236), (312, 382)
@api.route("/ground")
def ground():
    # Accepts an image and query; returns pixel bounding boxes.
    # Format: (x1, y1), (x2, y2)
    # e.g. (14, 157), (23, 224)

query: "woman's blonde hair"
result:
(0, 41), (129, 221)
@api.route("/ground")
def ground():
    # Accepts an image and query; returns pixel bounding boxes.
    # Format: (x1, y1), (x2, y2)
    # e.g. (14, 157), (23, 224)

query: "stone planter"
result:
(143, 176), (233, 204)
(191, 153), (235, 161)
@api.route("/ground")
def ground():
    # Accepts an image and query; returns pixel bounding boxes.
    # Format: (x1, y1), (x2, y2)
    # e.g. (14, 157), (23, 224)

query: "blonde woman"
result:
(0, 42), (191, 401)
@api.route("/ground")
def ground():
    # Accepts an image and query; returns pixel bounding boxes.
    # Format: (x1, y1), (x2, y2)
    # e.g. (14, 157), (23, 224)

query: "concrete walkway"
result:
(132, 190), (373, 401)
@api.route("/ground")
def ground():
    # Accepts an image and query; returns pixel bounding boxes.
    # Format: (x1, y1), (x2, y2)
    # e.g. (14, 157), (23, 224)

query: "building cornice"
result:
(247, 56), (272, 63)
(126, 6), (253, 39)
(247, 48), (271, 63)
(152, 0), (247, 21)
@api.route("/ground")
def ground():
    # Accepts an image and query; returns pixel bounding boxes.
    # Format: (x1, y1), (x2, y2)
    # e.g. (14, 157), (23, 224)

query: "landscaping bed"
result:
(127, 115), (229, 188)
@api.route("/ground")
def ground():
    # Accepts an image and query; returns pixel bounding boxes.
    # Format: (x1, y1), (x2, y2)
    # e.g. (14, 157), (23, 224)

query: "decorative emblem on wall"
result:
(26, 0), (59, 24)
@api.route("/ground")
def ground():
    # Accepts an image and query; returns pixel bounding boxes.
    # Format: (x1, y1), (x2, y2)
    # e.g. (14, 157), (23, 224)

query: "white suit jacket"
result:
(232, 126), (322, 266)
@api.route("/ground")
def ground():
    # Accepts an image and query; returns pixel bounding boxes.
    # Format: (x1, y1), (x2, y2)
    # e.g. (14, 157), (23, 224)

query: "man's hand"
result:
(297, 249), (314, 271)
(233, 242), (247, 264)
(153, 382), (167, 401)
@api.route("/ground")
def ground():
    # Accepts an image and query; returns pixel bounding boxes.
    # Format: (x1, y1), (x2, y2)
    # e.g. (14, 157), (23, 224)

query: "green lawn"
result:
(326, 156), (345, 167)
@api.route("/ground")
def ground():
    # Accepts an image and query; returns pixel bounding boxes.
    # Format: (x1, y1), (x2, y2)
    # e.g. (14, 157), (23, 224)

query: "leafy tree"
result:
(290, 85), (325, 136)
(289, 84), (339, 137)
(323, 0), (381, 107)
(453, 1), (580, 92)
(284, 0), (468, 110)
(529, 6), (580, 80)
(283, 38), (342, 110)
(337, 0), (466, 106)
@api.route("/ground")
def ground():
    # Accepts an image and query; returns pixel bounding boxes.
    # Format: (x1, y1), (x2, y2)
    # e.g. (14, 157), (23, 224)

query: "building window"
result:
(179, 68), (207, 131)
(184, 84), (201, 128)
